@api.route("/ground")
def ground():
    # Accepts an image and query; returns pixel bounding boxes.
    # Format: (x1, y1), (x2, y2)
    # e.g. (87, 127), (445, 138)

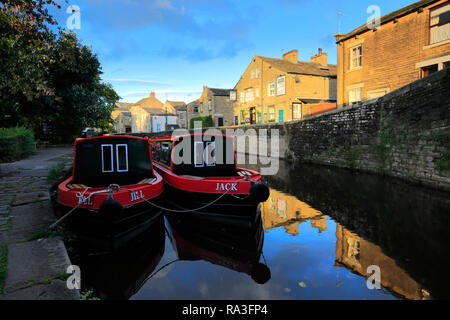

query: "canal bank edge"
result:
(0, 148), (79, 300)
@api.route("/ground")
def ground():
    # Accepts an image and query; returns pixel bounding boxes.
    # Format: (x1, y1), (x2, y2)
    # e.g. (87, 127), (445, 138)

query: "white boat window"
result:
(101, 144), (114, 173)
(205, 142), (216, 167)
(194, 142), (204, 167)
(116, 144), (129, 172)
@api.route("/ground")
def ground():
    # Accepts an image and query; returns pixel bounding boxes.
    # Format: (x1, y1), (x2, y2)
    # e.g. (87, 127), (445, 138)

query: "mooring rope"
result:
(50, 177), (252, 228)
(120, 176), (249, 213)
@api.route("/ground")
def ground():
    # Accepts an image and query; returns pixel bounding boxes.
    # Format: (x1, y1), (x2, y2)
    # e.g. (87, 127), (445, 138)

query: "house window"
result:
(245, 89), (254, 102)
(430, 3), (450, 44)
(255, 87), (260, 97)
(234, 116), (239, 125)
(101, 144), (114, 173)
(349, 88), (362, 104)
(193, 106), (198, 113)
(240, 92), (245, 103)
(268, 82), (275, 96)
(179, 113), (184, 120)
(240, 110), (248, 124)
(251, 69), (255, 79)
(276, 75), (286, 96)
(350, 45), (362, 69)
(200, 103), (203, 113)
(255, 68), (260, 79)
(208, 100), (212, 111)
(116, 144), (128, 172)
(421, 64), (439, 77)
(268, 106), (275, 122)
(292, 103), (302, 120)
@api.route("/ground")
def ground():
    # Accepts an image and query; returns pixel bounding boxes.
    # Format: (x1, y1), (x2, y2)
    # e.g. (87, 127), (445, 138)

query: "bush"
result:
(0, 127), (35, 162)
(190, 116), (214, 129)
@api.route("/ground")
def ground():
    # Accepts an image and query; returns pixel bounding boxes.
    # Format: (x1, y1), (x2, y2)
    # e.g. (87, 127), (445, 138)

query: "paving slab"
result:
(4, 238), (72, 293)
(11, 191), (50, 206)
(4, 200), (55, 243)
(0, 279), (79, 300)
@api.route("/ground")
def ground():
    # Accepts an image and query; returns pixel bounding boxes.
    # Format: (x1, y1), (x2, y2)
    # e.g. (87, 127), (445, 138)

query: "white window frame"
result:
(268, 82), (275, 96)
(205, 142), (216, 167)
(101, 144), (114, 173)
(116, 144), (129, 172)
(255, 87), (260, 97)
(430, 3), (450, 45)
(246, 89), (254, 102)
(349, 88), (362, 104)
(276, 75), (286, 96)
(350, 45), (362, 70)
(240, 92), (245, 103)
(208, 100), (212, 110)
(194, 142), (204, 167)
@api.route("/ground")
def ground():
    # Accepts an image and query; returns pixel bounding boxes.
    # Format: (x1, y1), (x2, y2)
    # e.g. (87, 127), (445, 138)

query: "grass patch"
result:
(47, 163), (65, 181)
(0, 244), (8, 294)
(80, 290), (101, 300)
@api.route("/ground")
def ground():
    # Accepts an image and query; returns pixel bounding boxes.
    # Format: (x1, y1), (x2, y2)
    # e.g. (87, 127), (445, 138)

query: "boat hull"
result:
(56, 200), (163, 251)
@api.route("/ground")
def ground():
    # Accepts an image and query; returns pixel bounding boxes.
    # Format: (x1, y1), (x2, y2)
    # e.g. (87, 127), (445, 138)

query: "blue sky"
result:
(50, 0), (415, 103)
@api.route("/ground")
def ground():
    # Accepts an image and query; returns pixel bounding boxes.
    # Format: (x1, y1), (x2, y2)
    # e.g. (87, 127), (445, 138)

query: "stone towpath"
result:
(0, 147), (79, 300)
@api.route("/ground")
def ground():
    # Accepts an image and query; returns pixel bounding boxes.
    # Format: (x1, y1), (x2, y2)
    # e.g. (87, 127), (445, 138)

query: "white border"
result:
(205, 142), (216, 167)
(194, 142), (204, 167)
(116, 144), (129, 172)
(101, 144), (114, 173)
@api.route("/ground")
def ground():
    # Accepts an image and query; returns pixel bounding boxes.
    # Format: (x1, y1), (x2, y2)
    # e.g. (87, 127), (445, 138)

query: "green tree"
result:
(45, 31), (119, 141)
(0, 1), (119, 142)
(0, 0), (61, 126)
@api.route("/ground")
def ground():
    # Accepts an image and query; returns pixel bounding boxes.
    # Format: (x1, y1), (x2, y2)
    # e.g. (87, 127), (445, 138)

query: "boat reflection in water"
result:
(165, 207), (271, 285)
(75, 215), (165, 300)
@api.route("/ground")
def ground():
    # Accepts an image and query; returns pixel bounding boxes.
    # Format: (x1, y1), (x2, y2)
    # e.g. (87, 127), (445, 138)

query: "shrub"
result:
(0, 127), (35, 162)
(190, 116), (214, 129)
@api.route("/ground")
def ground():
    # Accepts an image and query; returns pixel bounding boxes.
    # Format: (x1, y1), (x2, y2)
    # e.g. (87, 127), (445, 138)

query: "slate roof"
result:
(257, 56), (337, 77)
(209, 88), (233, 96)
(335, 0), (439, 43)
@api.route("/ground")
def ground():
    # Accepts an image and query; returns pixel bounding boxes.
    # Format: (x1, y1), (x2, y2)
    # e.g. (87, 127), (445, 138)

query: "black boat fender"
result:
(249, 181), (270, 203)
(99, 189), (123, 216)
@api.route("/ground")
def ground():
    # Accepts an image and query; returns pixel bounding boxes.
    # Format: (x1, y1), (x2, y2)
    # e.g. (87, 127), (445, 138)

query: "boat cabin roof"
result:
(151, 134), (237, 177)
(73, 135), (155, 187)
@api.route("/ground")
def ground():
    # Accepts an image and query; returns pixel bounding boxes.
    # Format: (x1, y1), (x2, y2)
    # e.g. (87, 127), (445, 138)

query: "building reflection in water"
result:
(261, 189), (326, 236)
(261, 187), (429, 300)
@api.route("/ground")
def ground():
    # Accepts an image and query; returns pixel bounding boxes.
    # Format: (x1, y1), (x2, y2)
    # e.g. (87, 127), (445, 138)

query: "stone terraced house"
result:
(334, 0), (450, 106)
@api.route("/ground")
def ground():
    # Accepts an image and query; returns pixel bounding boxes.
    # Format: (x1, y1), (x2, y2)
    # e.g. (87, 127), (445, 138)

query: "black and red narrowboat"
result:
(150, 133), (269, 224)
(165, 212), (271, 285)
(56, 135), (164, 249)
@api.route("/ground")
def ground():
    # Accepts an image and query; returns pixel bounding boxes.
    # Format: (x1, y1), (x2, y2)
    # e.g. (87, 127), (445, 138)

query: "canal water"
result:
(74, 160), (450, 300)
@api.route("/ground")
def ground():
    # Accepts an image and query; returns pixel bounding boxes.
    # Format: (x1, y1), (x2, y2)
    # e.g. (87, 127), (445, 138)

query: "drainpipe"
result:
(261, 59), (264, 123)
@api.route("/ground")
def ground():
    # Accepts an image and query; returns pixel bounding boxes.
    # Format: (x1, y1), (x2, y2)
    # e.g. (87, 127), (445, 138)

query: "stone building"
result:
(186, 86), (235, 128)
(111, 102), (132, 133)
(334, 0), (450, 107)
(130, 92), (176, 133)
(165, 101), (187, 129)
(233, 49), (337, 125)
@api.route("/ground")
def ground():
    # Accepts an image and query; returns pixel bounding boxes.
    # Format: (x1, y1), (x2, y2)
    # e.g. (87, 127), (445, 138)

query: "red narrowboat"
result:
(56, 135), (164, 249)
(150, 133), (270, 224)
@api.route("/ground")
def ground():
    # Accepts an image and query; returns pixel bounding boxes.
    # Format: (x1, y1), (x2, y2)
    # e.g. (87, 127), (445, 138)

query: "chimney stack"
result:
(311, 48), (327, 65)
(150, 92), (156, 98)
(282, 49), (298, 64)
